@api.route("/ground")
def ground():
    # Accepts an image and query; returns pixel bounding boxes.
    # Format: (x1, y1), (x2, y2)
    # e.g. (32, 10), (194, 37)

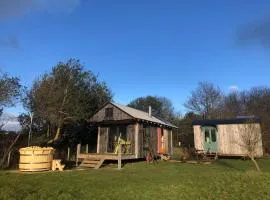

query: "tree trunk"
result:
(0, 132), (21, 168)
(48, 127), (61, 144)
(53, 127), (61, 141)
(250, 156), (261, 172)
(46, 124), (50, 138)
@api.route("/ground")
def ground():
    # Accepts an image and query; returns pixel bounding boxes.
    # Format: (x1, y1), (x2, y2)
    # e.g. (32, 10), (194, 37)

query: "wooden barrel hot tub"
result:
(19, 146), (55, 172)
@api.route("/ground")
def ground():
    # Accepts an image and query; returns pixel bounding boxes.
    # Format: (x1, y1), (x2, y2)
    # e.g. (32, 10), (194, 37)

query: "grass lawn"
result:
(1, 159), (270, 200)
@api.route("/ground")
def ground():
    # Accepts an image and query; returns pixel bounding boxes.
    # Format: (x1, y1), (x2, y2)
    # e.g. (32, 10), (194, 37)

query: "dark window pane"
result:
(119, 125), (127, 140)
(211, 129), (216, 142)
(105, 108), (113, 118)
(205, 130), (210, 142)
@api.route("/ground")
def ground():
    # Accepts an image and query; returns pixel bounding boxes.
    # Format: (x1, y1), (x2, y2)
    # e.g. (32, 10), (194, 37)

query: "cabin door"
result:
(203, 127), (218, 152)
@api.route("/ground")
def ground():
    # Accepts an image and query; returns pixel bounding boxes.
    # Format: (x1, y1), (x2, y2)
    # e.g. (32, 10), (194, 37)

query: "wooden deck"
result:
(77, 153), (136, 160)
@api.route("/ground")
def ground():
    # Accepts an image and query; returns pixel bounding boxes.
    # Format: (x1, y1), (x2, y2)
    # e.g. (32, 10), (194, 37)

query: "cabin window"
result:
(205, 130), (210, 142)
(211, 129), (216, 142)
(107, 125), (127, 153)
(119, 126), (127, 140)
(105, 108), (113, 119)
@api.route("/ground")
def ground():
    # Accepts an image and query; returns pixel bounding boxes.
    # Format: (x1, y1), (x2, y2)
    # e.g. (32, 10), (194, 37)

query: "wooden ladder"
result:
(79, 159), (105, 169)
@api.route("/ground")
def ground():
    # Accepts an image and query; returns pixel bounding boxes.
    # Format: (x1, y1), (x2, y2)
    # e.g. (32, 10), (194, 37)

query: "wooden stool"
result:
(52, 159), (65, 171)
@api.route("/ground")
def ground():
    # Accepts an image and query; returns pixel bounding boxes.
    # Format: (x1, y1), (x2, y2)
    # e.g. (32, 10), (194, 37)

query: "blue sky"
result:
(1, 0), (270, 115)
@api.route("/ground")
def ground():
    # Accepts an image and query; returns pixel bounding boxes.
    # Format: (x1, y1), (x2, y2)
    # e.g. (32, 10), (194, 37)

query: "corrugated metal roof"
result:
(111, 102), (178, 128)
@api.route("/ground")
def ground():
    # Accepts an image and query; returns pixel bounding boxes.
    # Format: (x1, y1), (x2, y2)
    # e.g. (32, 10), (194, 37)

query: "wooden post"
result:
(86, 144), (88, 154)
(97, 127), (100, 153)
(76, 143), (81, 167)
(170, 130), (173, 155)
(118, 144), (122, 170)
(67, 147), (70, 161)
(135, 123), (139, 158)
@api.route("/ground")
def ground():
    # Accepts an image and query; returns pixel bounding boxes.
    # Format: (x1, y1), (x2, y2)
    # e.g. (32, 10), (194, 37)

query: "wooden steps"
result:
(79, 159), (105, 169)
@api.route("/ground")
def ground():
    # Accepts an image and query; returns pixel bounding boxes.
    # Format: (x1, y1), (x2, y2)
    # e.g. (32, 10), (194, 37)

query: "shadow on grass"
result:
(216, 159), (245, 172)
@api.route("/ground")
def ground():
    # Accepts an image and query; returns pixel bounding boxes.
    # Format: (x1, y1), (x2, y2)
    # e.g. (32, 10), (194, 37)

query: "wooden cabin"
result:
(76, 102), (177, 168)
(192, 117), (263, 157)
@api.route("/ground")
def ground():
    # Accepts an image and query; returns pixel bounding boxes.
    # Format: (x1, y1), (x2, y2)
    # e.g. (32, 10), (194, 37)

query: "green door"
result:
(203, 127), (218, 152)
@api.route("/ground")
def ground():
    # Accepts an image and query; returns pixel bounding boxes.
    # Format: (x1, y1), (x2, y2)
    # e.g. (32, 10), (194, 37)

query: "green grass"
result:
(1, 159), (270, 200)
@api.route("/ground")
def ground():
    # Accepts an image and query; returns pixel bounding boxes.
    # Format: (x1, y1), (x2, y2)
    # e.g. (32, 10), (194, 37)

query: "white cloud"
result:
(229, 85), (239, 91)
(2, 121), (21, 132)
(0, 112), (21, 132)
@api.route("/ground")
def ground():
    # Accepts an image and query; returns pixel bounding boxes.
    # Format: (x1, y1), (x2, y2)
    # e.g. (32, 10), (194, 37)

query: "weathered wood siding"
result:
(162, 128), (173, 155)
(127, 124), (135, 154)
(138, 124), (144, 158)
(98, 127), (108, 153)
(193, 125), (204, 151)
(90, 103), (133, 122)
(136, 125), (174, 157)
(194, 123), (263, 156)
(218, 123), (263, 156)
(163, 129), (168, 154)
(96, 122), (174, 157)
(134, 123), (139, 158)
(137, 125), (158, 158)
(150, 127), (158, 156)
(168, 129), (173, 155)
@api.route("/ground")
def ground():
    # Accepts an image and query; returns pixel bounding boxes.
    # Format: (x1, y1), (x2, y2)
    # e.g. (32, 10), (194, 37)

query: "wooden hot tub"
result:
(19, 146), (55, 172)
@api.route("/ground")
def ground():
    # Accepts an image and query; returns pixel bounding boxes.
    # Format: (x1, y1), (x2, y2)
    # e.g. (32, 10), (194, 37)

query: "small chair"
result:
(113, 139), (131, 154)
(52, 159), (65, 171)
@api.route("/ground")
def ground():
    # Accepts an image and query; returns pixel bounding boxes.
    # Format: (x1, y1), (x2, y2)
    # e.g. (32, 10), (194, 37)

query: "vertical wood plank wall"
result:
(96, 123), (175, 157)
(218, 123), (263, 156)
(90, 103), (132, 122)
(193, 125), (204, 151)
(157, 128), (162, 153)
(150, 127), (158, 156)
(98, 127), (108, 153)
(127, 124), (135, 154)
(134, 123), (139, 158)
(138, 124), (144, 158)
(163, 129), (169, 154)
(167, 129), (173, 155)
(194, 123), (263, 156)
(170, 130), (173, 155)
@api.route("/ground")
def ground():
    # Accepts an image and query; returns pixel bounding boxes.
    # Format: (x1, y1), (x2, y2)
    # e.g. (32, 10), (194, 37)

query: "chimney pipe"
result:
(148, 106), (152, 117)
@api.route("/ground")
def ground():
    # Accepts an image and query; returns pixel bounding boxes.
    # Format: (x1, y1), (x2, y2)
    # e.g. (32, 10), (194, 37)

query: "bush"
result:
(172, 147), (190, 161)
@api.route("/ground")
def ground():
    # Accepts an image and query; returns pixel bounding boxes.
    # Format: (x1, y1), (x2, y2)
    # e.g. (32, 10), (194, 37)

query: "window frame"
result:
(202, 126), (217, 143)
(105, 107), (113, 119)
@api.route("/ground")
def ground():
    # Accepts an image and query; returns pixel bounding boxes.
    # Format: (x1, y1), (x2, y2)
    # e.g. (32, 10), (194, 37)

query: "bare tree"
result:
(237, 122), (263, 172)
(0, 131), (22, 168)
(184, 82), (223, 119)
